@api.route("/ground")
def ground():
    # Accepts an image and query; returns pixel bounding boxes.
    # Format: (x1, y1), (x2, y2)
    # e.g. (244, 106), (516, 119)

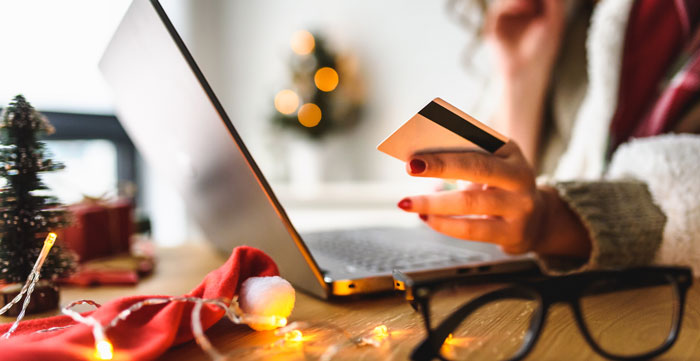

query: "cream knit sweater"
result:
(536, 0), (700, 275)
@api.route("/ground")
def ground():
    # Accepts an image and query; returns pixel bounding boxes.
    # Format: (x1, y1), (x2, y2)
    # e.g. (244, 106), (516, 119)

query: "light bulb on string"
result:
(371, 325), (389, 340)
(95, 339), (114, 360)
(290, 30), (315, 55)
(0, 232), (58, 338)
(314, 67), (339, 92)
(297, 103), (322, 128)
(284, 330), (303, 343)
(24, 261), (421, 360)
(271, 315), (288, 328)
(274, 89), (300, 115)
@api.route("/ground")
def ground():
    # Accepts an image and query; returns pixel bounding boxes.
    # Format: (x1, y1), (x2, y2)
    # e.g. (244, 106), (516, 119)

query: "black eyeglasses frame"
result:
(394, 266), (693, 361)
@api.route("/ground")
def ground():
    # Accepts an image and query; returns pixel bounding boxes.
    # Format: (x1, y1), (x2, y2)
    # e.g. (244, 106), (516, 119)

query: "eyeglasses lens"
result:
(438, 297), (538, 361)
(579, 274), (677, 357)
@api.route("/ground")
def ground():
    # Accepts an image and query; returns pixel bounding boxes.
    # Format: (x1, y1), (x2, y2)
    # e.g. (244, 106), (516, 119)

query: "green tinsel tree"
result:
(0, 95), (75, 283)
(272, 31), (364, 139)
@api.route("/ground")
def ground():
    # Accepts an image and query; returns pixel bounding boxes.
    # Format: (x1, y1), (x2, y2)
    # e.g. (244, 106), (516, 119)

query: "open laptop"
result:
(99, 0), (536, 298)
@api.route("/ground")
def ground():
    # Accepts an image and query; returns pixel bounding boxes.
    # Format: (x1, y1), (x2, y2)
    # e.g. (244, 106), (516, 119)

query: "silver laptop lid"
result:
(99, 0), (328, 297)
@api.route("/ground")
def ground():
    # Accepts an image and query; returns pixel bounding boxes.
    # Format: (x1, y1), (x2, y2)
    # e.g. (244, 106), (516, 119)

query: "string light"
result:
(95, 339), (114, 360)
(284, 330), (303, 343)
(274, 89), (299, 115)
(354, 324), (392, 348)
(40, 296), (290, 361)
(297, 103), (322, 127)
(7, 234), (401, 360)
(314, 67), (339, 92)
(290, 30), (315, 55)
(371, 325), (389, 339)
(270, 315), (288, 328)
(28, 295), (403, 361)
(440, 332), (476, 358)
(1, 232), (57, 339)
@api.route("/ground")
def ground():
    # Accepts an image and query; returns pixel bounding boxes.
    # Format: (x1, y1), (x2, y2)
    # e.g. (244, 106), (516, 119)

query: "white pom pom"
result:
(239, 276), (295, 331)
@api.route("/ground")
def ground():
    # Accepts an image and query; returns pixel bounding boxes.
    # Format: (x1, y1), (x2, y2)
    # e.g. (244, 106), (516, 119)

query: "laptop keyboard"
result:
(305, 228), (488, 273)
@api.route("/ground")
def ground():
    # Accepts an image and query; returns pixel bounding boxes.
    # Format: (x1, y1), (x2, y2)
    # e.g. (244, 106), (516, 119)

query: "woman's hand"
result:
(485, 0), (565, 78)
(398, 141), (591, 258)
(484, 0), (566, 165)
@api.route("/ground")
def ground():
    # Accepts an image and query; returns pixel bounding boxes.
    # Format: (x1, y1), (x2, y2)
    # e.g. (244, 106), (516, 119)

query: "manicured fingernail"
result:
(409, 158), (426, 174)
(397, 198), (412, 210)
(419, 214), (428, 221)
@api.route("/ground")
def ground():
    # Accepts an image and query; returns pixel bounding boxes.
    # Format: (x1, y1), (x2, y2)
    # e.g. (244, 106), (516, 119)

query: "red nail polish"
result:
(409, 159), (426, 174)
(419, 214), (428, 221)
(397, 198), (412, 210)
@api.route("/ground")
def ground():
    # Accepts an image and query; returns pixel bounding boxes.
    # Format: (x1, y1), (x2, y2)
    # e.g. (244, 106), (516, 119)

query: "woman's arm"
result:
(485, 0), (566, 166)
(606, 134), (700, 275)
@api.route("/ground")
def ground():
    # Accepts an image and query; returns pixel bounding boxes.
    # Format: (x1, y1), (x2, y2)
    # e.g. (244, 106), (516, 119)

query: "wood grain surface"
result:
(4, 243), (699, 360)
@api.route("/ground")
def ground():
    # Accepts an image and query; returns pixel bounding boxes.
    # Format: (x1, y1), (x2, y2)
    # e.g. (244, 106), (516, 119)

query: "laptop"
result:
(99, 0), (536, 298)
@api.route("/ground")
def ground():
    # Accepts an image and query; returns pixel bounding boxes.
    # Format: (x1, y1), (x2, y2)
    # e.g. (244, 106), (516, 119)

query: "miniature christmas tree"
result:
(0, 95), (75, 283)
(272, 30), (364, 139)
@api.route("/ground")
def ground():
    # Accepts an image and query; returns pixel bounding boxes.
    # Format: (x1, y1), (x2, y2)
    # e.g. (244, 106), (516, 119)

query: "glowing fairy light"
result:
(440, 332), (475, 358)
(21, 254), (406, 361)
(371, 325), (389, 339)
(274, 89), (300, 115)
(284, 330), (303, 342)
(354, 324), (392, 348)
(33, 294), (402, 361)
(297, 103), (322, 127)
(1, 232), (59, 338)
(34, 232), (56, 271)
(290, 30), (315, 55)
(95, 339), (114, 360)
(271, 315), (288, 328)
(314, 67), (339, 92)
(46, 232), (57, 246)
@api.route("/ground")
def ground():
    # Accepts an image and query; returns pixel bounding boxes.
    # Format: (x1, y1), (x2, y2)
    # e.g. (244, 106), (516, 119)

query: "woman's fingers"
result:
(421, 215), (531, 254)
(399, 188), (525, 218)
(421, 215), (510, 246)
(399, 141), (541, 254)
(406, 141), (533, 191)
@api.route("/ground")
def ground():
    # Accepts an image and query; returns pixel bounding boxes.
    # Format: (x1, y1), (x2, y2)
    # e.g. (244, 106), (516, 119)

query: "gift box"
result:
(62, 198), (135, 262)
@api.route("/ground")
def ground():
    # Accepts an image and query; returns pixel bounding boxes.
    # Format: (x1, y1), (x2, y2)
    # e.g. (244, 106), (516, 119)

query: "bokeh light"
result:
(314, 67), (339, 92)
(290, 30), (315, 55)
(274, 89), (300, 115)
(95, 339), (114, 360)
(284, 330), (303, 342)
(372, 325), (389, 339)
(297, 103), (322, 128)
(272, 316), (288, 328)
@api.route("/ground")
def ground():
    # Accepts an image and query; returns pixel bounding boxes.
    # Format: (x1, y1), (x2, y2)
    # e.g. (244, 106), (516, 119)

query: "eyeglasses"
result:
(393, 266), (692, 361)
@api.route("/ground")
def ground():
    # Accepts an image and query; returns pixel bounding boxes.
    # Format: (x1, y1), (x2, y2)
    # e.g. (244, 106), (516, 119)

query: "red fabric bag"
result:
(0, 246), (279, 361)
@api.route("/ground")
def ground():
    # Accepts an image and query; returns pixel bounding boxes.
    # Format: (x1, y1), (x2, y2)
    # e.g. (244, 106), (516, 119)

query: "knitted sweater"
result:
(536, 0), (700, 275)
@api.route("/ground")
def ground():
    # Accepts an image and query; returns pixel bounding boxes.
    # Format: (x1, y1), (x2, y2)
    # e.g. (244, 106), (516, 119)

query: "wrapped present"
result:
(59, 251), (155, 287)
(62, 197), (134, 262)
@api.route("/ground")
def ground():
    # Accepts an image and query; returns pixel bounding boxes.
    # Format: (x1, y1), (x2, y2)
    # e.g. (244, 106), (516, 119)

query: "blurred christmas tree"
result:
(271, 30), (364, 139)
(0, 95), (75, 283)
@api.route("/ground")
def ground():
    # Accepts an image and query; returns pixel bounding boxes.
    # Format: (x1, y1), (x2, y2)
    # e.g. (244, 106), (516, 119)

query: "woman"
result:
(398, 0), (700, 274)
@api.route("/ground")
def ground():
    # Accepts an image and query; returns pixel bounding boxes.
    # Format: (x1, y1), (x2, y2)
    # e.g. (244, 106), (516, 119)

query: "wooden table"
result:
(6, 244), (700, 360)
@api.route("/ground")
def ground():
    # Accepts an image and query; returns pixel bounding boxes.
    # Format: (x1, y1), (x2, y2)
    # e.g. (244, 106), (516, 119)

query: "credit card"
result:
(377, 97), (508, 162)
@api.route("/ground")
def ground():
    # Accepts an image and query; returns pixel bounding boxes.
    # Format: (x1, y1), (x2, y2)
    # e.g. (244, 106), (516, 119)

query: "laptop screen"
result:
(99, 0), (328, 296)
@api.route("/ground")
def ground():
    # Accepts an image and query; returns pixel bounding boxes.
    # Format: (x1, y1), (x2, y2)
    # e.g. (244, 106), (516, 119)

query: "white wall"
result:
(180, 0), (496, 183)
(0, 0), (196, 245)
(0, 0), (497, 244)
(0, 1), (130, 113)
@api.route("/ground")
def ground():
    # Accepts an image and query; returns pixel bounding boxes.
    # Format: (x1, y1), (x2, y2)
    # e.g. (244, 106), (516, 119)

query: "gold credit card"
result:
(377, 97), (508, 162)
